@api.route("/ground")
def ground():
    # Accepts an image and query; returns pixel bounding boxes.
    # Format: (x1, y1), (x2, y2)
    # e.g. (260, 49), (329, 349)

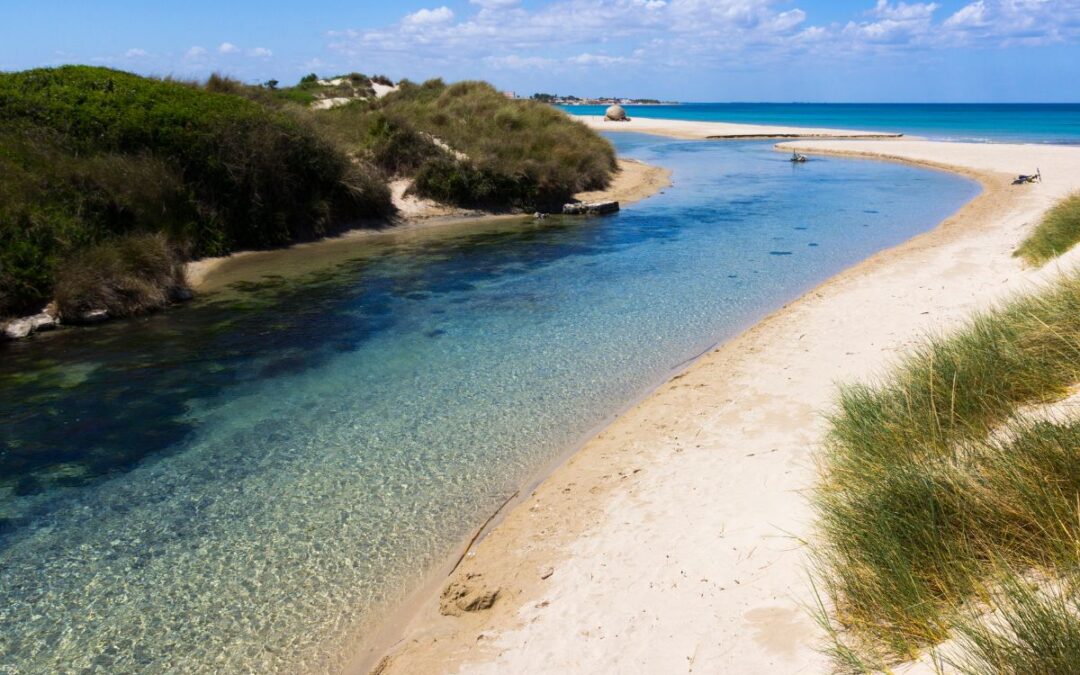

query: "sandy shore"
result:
(572, 114), (904, 140)
(186, 158), (671, 289)
(366, 138), (1080, 674)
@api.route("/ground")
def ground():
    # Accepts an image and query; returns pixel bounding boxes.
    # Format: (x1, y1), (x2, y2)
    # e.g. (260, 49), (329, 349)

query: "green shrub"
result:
(316, 78), (615, 209)
(412, 156), (532, 209)
(1015, 193), (1080, 265)
(0, 67), (613, 317)
(0, 66), (391, 253)
(0, 66), (392, 316)
(0, 123), (194, 315)
(53, 233), (188, 319)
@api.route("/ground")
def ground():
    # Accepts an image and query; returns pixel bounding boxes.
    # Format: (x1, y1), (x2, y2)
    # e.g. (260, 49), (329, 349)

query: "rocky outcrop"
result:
(3, 318), (33, 340)
(604, 104), (629, 122)
(74, 309), (110, 325)
(562, 200), (620, 216)
(2, 307), (59, 341)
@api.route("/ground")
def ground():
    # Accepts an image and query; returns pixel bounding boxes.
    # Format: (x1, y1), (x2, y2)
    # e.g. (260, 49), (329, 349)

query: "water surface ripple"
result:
(0, 136), (979, 673)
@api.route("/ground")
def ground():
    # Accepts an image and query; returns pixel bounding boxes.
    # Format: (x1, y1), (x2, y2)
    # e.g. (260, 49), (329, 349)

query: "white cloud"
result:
(569, 52), (635, 66)
(485, 54), (558, 69)
(185, 46), (208, 59)
(403, 6), (455, 26)
(470, 0), (520, 8)
(124, 48), (148, 58)
(840, 1), (940, 45)
(871, 0), (939, 21)
(325, 0), (1080, 74)
(249, 47), (273, 58)
(945, 1), (988, 28)
(218, 42), (240, 54)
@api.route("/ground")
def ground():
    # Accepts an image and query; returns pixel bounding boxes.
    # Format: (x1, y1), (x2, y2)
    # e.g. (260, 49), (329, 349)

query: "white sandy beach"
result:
(572, 114), (904, 140)
(365, 136), (1080, 674)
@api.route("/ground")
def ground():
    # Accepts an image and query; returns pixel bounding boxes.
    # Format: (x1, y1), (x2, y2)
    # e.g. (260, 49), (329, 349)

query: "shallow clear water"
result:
(562, 103), (1080, 144)
(0, 136), (978, 673)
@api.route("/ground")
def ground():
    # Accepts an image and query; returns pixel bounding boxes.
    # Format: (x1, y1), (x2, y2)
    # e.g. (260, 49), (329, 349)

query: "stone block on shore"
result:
(562, 200), (620, 216)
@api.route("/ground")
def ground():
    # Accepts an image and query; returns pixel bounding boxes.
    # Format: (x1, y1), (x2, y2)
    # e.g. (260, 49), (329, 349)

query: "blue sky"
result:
(2, 0), (1079, 101)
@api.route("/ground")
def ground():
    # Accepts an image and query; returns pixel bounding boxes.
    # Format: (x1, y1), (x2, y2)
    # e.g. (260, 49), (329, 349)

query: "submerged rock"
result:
(562, 200), (620, 216)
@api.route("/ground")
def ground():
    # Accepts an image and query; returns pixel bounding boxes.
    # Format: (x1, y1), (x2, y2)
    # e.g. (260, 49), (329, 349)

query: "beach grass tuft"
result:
(949, 573), (1080, 675)
(1015, 193), (1080, 265)
(813, 271), (1080, 670)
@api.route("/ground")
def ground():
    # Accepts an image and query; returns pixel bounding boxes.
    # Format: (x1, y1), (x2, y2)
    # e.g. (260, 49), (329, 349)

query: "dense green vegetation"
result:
(0, 66), (389, 317)
(813, 272), (1080, 671)
(1015, 193), (1080, 265)
(0, 66), (614, 320)
(315, 79), (616, 209)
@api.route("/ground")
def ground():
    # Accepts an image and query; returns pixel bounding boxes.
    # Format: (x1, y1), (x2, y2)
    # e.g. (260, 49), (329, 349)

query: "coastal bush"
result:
(0, 66), (391, 250)
(0, 123), (194, 315)
(0, 66), (614, 317)
(53, 233), (187, 319)
(0, 66), (391, 317)
(381, 80), (616, 209)
(813, 272), (1080, 669)
(316, 79), (616, 210)
(1015, 193), (1080, 265)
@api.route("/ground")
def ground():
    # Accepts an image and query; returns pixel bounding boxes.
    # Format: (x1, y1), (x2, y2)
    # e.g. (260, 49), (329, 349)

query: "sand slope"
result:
(368, 139), (1080, 674)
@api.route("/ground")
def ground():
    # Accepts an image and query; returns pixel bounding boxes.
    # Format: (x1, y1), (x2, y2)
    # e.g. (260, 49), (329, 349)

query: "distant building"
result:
(502, 91), (516, 99)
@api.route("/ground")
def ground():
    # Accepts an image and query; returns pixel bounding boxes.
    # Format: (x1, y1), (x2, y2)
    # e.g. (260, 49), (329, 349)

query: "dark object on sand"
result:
(1014, 169), (1042, 185)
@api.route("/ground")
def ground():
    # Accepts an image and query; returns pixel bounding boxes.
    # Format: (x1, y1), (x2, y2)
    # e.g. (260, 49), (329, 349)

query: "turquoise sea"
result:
(0, 134), (979, 673)
(561, 103), (1080, 144)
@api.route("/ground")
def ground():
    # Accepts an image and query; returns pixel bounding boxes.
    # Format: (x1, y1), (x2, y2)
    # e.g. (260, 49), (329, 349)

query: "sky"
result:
(2, 0), (1079, 102)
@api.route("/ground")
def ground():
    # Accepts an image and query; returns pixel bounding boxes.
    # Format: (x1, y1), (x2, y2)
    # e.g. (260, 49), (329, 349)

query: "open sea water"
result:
(0, 134), (978, 673)
(562, 103), (1080, 144)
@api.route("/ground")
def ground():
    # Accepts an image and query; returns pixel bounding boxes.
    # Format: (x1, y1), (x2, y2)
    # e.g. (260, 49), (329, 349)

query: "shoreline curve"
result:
(362, 134), (1080, 674)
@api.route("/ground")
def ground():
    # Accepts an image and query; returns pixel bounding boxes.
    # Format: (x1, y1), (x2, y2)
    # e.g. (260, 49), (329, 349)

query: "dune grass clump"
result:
(813, 272), (1080, 670)
(949, 575), (1080, 675)
(1015, 193), (1080, 265)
